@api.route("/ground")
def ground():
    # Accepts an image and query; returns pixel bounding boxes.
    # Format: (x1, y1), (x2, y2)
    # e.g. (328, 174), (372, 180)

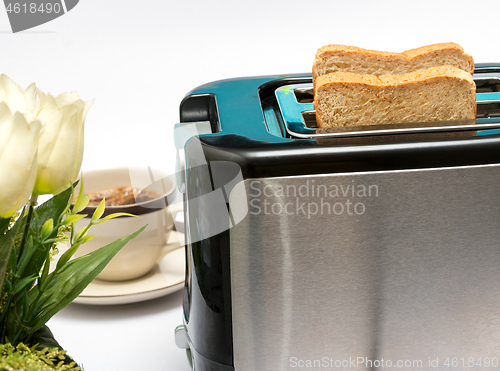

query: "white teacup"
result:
(72, 167), (183, 281)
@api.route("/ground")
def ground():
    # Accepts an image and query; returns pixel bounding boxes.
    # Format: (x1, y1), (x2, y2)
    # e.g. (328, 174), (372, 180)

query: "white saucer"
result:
(60, 231), (185, 305)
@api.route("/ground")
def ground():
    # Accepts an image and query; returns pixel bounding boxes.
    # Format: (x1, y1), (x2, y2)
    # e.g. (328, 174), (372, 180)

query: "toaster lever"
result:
(174, 121), (212, 193)
(174, 324), (190, 349)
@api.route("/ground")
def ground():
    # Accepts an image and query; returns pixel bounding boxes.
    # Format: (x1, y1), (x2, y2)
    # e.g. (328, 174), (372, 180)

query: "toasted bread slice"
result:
(312, 43), (474, 86)
(314, 65), (476, 129)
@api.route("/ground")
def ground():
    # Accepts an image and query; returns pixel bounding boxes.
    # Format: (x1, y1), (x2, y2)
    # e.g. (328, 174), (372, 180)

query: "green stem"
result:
(17, 195), (38, 265)
(0, 296), (11, 343)
(1, 195), (38, 343)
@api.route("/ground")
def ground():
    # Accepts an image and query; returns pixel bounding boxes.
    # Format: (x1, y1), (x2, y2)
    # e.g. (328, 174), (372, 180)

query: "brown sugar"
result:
(83, 186), (161, 206)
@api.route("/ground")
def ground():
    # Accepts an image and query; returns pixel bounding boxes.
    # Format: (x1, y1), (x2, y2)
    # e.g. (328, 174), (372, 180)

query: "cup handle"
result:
(169, 201), (184, 229)
(156, 241), (184, 265)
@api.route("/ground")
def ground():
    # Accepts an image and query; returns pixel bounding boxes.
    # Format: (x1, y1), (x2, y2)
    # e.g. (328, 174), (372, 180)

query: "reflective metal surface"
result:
(228, 164), (500, 370)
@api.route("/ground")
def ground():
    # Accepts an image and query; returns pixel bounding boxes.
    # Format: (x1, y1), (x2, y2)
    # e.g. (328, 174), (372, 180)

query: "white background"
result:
(1, 0), (499, 370)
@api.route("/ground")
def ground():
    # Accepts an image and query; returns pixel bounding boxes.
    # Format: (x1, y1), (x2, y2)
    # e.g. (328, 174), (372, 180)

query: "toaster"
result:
(174, 65), (500, 371)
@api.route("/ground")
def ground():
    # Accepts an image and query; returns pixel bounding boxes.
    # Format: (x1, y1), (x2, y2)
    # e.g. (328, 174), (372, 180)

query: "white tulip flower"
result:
(0, 74), (93, 197)
(0, 103), (41, 218)
(31, 91), (93, 195)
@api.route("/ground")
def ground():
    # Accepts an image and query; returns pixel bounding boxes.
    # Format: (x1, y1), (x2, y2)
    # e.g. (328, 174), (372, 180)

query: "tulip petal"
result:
(24, 82), (37, 111)
(0, 74), (30, 115)
(32, 105), (68, 195)
(25, 89), (92, 196)
(55, 91), (80, 107)
(0, 112), (41, 218)
(80, 99), (94, 123)
(34, 104), (83, 195)
(0, 103), (14, 160)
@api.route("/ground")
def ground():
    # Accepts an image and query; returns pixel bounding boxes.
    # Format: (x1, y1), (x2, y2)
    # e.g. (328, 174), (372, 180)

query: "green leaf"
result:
(80, 235), (94, 244)
(0, 242), (12, 298)
(55, 240), (83, 271)
(34, 185), (74, 226)
(31, 225), (146, 331)
(3, 278), (12, 292)
(91, 199), (106, 222)
(38, 255), (51, 290)
(73, 194), (89, 214)
(26, 294), (53, 322)
(92, 212), (136, 224)
(62, 214), (87, 225)
(0, 215), (24, 297)
(4, 289), (29, 344)
(16, 236), (36, 278)
(30, 324), (61, 349)
(13, 276), (37, 294)
(73, 226), (89, 242)
(22, 288), (29, 319)
(22, 186), (74, 280)
(0, 217), (10, 235)
(57, 235), (96, 271)
(72, 177), (89, 214)
(40, 219), (54, 240)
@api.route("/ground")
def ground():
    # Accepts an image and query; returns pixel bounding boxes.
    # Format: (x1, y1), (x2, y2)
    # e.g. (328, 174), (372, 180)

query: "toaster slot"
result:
(301, 110), (317, 128)
(276, 81), (500, 140)
(302, 103), (500, 127)
(475, 73), (500, 93)
(293, 88), (314, 103)
(477, 100), (500, 118)
(293, 72), (500, 98)
(300, 101), (500, 124)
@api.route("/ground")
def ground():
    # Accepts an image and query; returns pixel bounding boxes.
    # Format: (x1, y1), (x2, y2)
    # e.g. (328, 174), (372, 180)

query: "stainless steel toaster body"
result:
(174, 69), (500, 371)
(230, 166), (500, 371)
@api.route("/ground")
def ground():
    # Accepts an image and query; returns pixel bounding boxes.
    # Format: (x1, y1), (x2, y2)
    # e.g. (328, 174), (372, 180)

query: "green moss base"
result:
(0, 343), (81, 371)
